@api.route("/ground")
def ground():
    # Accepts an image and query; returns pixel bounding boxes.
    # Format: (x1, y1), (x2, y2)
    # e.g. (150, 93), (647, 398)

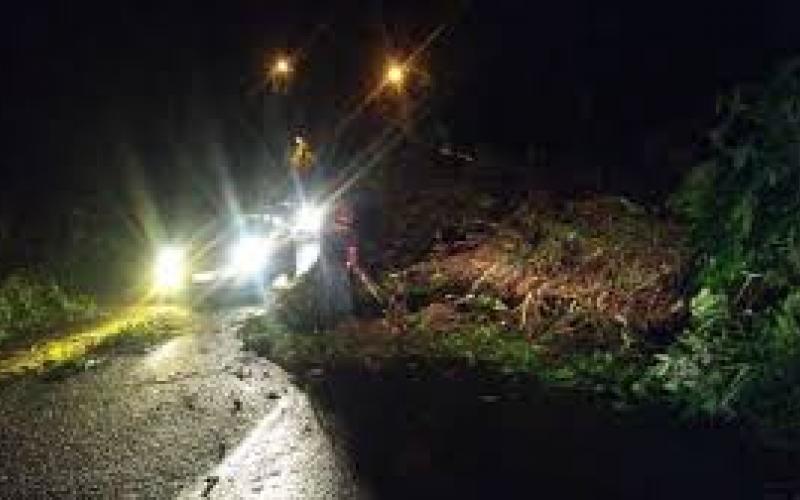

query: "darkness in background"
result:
(2, 0), (799, 258)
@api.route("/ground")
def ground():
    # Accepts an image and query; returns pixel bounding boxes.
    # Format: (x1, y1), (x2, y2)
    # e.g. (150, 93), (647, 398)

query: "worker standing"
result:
(289, 134), (316, 200)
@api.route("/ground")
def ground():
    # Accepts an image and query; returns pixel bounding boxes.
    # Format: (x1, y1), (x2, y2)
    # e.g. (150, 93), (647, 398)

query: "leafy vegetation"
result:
(39, 311), (190, 380)
(646, 61), (800, 435)
(89, 312), (190, 355)
(0, 189), (158, 351)
(0, 306), (191, 381)
(0, 271), (98, 349)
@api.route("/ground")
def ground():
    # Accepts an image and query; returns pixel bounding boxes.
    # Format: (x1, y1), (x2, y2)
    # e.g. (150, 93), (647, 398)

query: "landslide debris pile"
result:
(376, 186), (688, 351)
(268, 180), (688, 359)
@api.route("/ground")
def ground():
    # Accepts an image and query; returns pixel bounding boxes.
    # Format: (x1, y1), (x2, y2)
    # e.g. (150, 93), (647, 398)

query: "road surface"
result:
(0, 307), (363, 499)
(0, 305), (793, 499)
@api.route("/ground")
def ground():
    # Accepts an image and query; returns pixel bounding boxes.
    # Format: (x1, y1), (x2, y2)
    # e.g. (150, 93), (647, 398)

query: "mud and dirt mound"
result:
(267, 184), (688, 359)
(377, 188), (688, 349)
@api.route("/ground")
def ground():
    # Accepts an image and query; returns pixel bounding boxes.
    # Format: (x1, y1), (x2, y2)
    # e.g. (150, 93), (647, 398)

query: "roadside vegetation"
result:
(0, 271), (98, 350)
(241, 60), (800, 444)
(651, 60), (800, 441)
(0, 306), (192, 381)
(0, 195), (188, 379)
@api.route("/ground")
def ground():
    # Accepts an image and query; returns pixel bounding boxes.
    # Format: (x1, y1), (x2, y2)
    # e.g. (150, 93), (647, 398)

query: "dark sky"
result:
(2, 1), (799, 210)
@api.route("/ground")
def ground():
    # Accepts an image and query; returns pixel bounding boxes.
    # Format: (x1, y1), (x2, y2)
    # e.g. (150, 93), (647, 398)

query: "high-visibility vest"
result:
(290, 138), (315, 174)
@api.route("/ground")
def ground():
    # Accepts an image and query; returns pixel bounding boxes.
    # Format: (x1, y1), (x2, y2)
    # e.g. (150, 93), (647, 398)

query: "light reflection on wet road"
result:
(0, 307), (362, 499)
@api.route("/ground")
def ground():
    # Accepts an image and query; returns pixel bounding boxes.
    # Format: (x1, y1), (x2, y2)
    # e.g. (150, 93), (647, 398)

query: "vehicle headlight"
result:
(294, 204), (324, 234)
(230, 235), (273, 277)
(153, 245), (185, 293)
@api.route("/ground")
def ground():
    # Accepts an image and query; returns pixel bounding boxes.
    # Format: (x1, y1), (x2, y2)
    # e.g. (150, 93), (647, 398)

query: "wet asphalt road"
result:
(1, 306), (797, 499)
(0, 307), (362, 499)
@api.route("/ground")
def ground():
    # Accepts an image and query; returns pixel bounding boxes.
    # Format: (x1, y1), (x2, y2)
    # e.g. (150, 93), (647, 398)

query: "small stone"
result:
(182, 394), (197, 410)
(232, 398), (243, 413)
(267, 391), (281, 400)
(201, 476), (219, 498)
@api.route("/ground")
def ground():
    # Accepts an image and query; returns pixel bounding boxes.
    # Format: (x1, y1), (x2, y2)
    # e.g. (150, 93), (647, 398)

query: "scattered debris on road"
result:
(201, 475), (219, 498)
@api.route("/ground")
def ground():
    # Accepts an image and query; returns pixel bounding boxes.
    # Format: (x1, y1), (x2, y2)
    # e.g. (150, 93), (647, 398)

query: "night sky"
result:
(2, 1), (799, 213)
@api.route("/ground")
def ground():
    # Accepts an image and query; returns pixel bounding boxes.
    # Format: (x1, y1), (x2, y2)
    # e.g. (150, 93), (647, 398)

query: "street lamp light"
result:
(272, 56), (292, 76)
(268, 55), (292, 94)
(384, 61), (406, 89)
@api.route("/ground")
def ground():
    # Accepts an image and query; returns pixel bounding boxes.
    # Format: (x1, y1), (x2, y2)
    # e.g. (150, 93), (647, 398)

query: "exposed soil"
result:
(368, 186), (689, 357)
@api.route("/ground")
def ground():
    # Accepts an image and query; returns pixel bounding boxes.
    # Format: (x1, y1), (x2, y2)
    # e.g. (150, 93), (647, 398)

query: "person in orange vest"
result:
(288, 134), (316, 200)
(289, 135), (315, 177)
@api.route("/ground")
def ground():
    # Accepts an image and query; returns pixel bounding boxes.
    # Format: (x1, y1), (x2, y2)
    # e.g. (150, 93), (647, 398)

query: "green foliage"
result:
(538, 349), (647, 409)
(644, 289), (746, 417)
(31, 311), (188, 381)
(414, 323), (540, 372)
(97, 314), (187, 355)
(240, 314), (315, 364)
(0, 271), (97, 348)
(671, 61), (800, 290)
(657, 60), (800, 430)
(240, 314), (384, 369)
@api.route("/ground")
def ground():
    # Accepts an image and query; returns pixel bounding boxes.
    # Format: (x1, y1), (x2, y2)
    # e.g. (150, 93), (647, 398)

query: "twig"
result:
(520, 291), (533, 329)
(470, 262), (502, 294)
(733, 272), (763, 307)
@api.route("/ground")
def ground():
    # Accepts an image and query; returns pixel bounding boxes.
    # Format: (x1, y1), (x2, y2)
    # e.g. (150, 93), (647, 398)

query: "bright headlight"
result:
(294, 204), (324, 234)
(230, 235), (273, 277)
(154, 245), (185, 292)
